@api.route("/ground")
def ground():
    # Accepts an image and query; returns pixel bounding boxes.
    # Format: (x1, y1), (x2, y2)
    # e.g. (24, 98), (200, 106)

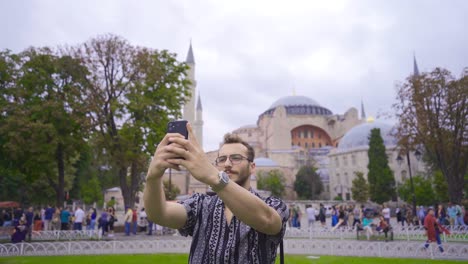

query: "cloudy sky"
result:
(2, 0), (467, 151)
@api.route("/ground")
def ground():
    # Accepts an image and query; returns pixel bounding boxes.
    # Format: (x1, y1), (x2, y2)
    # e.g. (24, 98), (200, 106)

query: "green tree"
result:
(257, 169), (286, 198)
(0, 48), (89, 206)
(294, 166), (323, 200)
(393, 68), (468, 203)
(397, 175), (436, 206)
(367, 128), (396, 204)
(71, 34), (191, 208)
(351, 171), (369, 203)
(163, 180), (180, 201)
(432, 170), (449, 203)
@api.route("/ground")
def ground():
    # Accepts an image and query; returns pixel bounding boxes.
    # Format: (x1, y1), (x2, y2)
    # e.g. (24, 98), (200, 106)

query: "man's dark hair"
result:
(222, 133), (255, 162)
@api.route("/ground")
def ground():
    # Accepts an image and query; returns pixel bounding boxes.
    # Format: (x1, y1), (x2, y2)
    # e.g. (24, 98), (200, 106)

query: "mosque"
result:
(157, 45), (427, 201)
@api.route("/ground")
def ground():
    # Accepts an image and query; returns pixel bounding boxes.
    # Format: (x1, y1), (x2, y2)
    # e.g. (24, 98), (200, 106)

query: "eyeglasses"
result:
(215, 154), (250, 166)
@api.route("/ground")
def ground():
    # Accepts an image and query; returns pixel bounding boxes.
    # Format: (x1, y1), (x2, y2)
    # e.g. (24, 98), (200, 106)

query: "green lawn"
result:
(0, 254), (464, 264)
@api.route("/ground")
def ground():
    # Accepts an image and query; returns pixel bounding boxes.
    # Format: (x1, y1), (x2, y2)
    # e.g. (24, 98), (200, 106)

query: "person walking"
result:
(423, 208), (450, 253)
(124, 207), (133, 236)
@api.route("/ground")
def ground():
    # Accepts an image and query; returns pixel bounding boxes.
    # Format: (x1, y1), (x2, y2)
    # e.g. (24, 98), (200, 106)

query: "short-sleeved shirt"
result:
(178, 189), (289, 264)
(382, 208), (391, 219)
(60, 210), (70, 223)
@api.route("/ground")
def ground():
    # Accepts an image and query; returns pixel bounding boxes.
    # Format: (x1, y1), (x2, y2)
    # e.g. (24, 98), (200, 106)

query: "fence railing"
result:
(1, 238), (467, 260)
(285, 225), (468, 242)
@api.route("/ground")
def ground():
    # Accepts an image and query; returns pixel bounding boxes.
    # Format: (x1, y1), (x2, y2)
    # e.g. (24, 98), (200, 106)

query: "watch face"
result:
(220, 171), (229, 183)
(212, 171), (229, 192)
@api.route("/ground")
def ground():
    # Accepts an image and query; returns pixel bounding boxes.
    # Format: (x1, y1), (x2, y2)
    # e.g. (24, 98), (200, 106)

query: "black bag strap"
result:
(280, 239), (284, 264)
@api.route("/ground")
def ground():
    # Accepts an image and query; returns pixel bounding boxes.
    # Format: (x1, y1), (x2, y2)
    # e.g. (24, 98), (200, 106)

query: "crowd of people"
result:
(0, 205), (119, 243)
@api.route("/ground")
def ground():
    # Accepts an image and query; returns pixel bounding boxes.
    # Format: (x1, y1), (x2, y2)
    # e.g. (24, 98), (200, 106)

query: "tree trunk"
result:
(56, 143), (65, 207)
(119, 167), (135, 209)
(445, 170), (464, 204)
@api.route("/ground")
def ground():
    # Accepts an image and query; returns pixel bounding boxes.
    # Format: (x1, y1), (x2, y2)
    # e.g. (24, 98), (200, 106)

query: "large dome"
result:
(337, 121), (397, 152)
(263, 95), (332, 116)
(269, 95), (321, 109)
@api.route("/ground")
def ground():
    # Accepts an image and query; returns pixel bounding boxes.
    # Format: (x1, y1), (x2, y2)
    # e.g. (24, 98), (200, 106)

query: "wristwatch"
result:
(211, 171), (230, 192)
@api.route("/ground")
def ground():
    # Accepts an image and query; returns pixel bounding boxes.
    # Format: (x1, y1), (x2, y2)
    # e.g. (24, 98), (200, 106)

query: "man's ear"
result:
(250, 162), (256, 172)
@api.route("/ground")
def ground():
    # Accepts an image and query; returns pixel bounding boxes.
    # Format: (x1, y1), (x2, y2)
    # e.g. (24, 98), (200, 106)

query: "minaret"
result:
(413, 54), (420, 76)
(194, 93), (204, 147)
(182, 42), (204, 147)
(183, 42), (196, 128)
(360, 98), (366, 120)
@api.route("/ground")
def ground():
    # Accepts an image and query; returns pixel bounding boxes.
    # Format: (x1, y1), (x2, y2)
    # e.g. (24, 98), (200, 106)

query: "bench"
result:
(356, 224), (393, 241)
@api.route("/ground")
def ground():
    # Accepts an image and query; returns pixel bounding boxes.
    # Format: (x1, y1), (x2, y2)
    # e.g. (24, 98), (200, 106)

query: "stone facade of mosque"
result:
(145, 45), (426, 202)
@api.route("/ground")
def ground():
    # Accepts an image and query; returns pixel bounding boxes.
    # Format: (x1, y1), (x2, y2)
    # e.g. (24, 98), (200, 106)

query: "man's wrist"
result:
(146, 168), (164, 182)
(210, 171), (230, 192)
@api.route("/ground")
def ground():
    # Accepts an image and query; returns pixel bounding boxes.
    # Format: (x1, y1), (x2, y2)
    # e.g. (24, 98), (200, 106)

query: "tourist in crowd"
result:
(60, 207), (71, 230)
(423, 208), (450, 253)
(124, 207), (133, 236)
(318, 203), (326, 226)
(73, 206), (85, 230)
(138, 208), (148, 232)
(376, 215), (390, 241)
(98, 210), (108, 236)
(447, 203), (457, 226)
(382, 203), (391, 225)
(436, 204), (447, 225)
(86, 208), (97, 230)
(11, 219), (27, 243)
(455, 203), (466, 226)
(51, 207), (61, 231)
(305, 205), (316, 229)
(44, 205), (54, 231)
(331, 205), (338, 227)
(132, 206), (138, 234)
(25, 207), (34, 242)
(418, 206), (426, 226)
(361, 214), (374, 240)
(33, 210), (42, 231)
(107, 207), (116, 237)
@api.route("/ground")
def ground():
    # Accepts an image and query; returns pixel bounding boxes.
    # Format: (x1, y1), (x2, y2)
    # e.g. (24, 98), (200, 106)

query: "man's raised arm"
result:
(143, 134), (188, 230)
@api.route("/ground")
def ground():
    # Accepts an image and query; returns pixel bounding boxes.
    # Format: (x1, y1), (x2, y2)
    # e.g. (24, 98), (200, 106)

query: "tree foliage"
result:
(163, 180), (180, 201)
(351, 171), (369, 203)
(0, 48), (89, 206)
(367, 128), (396, 204)
(0, 34), (191, 208)
(397, 175), (436, 206)
(393, 68), (468, 203)
(256, 169), (286, 198)
(432, 170), (449, 203)
(70, 34), (191, 208)
(294, 166), (323, 200)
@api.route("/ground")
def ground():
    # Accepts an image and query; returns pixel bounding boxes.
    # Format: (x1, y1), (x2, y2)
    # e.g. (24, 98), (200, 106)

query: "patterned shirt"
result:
(178, 189), (289, 264)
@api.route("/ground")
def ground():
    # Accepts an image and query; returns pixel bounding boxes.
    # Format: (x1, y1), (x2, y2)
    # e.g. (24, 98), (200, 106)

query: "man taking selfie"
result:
(144, 123), (289, 264)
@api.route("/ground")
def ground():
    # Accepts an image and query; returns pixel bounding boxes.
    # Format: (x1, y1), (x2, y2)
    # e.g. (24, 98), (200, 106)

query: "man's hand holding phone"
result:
(146, 120), (189, 182)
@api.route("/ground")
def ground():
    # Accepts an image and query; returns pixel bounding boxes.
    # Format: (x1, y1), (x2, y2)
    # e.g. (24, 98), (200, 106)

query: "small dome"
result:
(254, 157), (279, 167)
(337, 121), (397, 151)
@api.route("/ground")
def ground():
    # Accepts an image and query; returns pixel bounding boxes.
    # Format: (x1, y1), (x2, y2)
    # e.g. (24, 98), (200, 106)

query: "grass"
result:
(0, 254), (464, 264)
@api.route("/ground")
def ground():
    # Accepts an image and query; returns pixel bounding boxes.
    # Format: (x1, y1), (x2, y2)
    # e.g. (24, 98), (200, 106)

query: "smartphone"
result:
(167, 120), (188, 139)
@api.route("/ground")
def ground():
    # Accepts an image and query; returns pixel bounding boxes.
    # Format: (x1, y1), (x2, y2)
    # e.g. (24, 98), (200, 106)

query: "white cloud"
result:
(1, 0), (467, 151)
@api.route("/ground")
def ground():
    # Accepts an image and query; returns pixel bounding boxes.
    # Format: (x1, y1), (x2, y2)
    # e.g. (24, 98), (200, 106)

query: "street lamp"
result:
(396, 149), (422, 218)
(169, 168), (172, 193)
